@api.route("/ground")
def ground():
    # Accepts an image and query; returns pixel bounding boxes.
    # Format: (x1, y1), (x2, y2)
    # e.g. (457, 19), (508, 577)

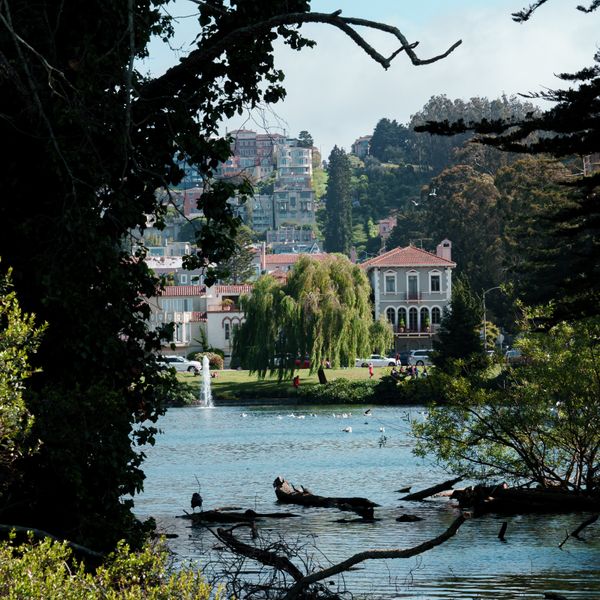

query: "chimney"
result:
(436, 239), (452, 261)
(350, 246), (357, 263)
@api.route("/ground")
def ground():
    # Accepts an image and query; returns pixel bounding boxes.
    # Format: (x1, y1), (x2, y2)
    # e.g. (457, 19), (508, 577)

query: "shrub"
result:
(191, 352), (224, 370)
(0, 534), (215, 599)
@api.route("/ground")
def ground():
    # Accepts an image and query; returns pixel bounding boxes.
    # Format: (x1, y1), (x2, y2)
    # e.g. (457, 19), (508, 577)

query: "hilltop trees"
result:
(233, 255), (392, 378)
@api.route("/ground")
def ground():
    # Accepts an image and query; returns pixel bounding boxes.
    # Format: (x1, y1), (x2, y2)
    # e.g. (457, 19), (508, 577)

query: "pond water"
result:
(134, 405), (600, 599)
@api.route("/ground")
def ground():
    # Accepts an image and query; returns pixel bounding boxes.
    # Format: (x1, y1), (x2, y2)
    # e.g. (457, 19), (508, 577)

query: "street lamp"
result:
(482, 286), (502, 352)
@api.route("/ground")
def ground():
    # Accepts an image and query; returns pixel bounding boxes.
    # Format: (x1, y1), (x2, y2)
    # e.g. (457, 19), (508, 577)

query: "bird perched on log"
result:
(191, 492), (203, 511)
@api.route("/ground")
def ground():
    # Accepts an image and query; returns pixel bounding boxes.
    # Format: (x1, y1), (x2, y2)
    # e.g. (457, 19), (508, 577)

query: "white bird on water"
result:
(342, 426), (352, 433)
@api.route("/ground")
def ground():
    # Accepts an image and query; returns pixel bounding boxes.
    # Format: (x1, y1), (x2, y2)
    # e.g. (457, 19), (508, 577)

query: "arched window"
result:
(398, 308), (407, 329)
(420, 307), (430, 330)
(408, 307), (418, 331)
(385, 307), (396, 325)
(431, 307), (442, 325)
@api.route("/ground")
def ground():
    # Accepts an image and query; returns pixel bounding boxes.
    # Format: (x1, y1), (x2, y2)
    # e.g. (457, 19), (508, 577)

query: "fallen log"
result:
(400, 476), (463, 501)
(452, 484), (600, 515)
(180, 508), (300, 525)
(273, 477), (379, 519)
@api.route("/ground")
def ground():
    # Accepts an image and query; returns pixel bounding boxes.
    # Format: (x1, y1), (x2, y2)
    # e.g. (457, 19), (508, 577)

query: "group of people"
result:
(390, 364), (427, 381)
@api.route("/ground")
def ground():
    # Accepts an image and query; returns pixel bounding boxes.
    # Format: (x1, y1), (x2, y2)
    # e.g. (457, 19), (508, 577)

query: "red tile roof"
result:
(361, 246), (456, 268)
(213, 284), (253, 295)
(160, 285), (206, 296)
(264, 253), (329, 266)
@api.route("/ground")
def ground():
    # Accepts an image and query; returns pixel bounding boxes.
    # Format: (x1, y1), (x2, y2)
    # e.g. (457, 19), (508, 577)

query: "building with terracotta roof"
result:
(361, 239), (456, 350)
(147, 283), (252, 361)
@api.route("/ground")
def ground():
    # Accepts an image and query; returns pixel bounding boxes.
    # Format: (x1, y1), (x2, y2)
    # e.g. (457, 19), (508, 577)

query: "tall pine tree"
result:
(432, 276), (486, 374)
(324, 146), (352, 255)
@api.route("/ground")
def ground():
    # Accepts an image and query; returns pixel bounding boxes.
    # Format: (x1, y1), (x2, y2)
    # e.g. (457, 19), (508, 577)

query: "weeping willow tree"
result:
(233, 255), (392, 378)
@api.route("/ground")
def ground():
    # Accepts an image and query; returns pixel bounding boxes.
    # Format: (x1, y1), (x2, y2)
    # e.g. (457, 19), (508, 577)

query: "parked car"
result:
(355, 354), (396, 368)
(505, 348), (526, 365)
(407, 349), (433, 366)
(158, 355), (202, 374)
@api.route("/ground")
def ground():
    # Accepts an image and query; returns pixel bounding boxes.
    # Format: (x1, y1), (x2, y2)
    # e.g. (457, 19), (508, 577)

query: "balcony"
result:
(401, 291), (422, 302)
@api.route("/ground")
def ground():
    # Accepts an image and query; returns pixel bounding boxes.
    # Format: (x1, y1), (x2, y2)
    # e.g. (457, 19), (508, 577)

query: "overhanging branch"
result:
(141, 10), (462, 99)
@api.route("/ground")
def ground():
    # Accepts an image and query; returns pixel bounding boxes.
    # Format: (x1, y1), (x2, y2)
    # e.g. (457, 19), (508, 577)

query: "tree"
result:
(233, 255), (392, 378)
(0, 0), (460, 550)
(432, 276), (485, 374)
(415, 3), (600, 322)
(324, 146), (353, 255)
(415, 317), (600, 493)
(218, 225), (256, 284)
(297, 130), (314, 148)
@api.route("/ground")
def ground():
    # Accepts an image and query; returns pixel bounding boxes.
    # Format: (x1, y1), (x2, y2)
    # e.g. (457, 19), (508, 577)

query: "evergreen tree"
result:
(297, 130), (314, 148)
(324, 146), (353, 255)
(219, 225), (256, 284)
(432, 276), (485, 374)
(415, 5), (600, 321)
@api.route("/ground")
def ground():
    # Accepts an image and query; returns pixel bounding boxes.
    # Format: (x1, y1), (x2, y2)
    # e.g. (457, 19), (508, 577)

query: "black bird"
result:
(191, 492), (203, 511)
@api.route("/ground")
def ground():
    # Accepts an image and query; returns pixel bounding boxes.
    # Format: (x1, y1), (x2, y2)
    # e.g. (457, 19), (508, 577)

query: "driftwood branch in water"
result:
(0, 523), (103, 561)
(559, 514), (598, 549)
(498, 521), (508, 542)
(273, 476), (379, 518)
(282, 515), (466, 600)
(400, 476), (463, 501)
(216, 525), (305, 582)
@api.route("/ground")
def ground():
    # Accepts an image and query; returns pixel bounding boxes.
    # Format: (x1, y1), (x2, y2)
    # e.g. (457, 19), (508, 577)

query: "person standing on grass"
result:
(368, 362), (374, 379)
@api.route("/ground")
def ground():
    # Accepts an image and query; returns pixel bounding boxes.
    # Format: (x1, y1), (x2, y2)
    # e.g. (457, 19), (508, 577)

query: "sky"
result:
(142, 1), (599, 157)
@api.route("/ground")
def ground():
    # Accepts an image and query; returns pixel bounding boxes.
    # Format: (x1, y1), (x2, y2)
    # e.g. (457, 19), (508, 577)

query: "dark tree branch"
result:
(282, 515), (466, 600)
(141, 10), (462, 99)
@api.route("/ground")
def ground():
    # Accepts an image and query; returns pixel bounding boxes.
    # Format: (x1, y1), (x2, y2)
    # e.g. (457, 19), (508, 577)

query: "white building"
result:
(361, 240), (456, 350)
(147, 284), (252, 360)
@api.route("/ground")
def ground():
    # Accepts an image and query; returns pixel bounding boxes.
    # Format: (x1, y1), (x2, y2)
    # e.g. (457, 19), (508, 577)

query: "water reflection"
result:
(135, 405), (600, 599)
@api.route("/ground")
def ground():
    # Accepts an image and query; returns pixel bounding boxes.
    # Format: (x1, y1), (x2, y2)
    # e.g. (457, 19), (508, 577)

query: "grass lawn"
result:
(176, 366), (395, 398)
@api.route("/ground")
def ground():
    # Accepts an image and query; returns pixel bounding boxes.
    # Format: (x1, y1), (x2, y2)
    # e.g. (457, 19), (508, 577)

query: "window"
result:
(407, 274), (419, 300)
(224, 323), (231, 340)
(386, 307), (396, 325)
(431, 307), (441, 325)
(430, 273), (441, 292)
(180, 274), (188, 284)
(385, 273), (396, 294)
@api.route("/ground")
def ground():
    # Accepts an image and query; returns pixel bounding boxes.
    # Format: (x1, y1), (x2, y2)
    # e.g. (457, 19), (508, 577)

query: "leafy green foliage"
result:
(0, 534), (215, 599)
(0, 268), (45, 497)
(415, 318), (600, 492)
(233, 255), (391, 378)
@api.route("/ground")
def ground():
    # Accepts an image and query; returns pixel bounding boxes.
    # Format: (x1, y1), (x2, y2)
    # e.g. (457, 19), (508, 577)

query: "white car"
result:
(407, 349), (433, 366)
(355, 354), (396, 368)
(159, 355), (202, 374)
